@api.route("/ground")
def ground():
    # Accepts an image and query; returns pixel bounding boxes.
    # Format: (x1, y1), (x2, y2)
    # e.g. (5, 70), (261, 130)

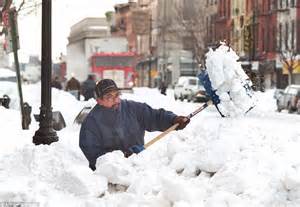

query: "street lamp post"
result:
(33, 0), (58, 145)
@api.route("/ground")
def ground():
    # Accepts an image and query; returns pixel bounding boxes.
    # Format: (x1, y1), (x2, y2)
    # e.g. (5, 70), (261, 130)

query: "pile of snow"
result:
(0, 81), (300, 206)
(205, 43), (256, 117)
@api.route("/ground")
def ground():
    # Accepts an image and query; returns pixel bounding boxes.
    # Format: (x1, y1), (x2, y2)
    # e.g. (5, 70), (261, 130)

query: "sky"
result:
(15, 0), (128, 62)
(1, 47), (300, 206)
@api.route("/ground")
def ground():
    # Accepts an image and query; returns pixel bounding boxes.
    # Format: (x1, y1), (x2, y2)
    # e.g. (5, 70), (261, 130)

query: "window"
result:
(285, 22), (289, 50)
(188, 79), (197, 85)
(183, 0), (195, 20)
(279, 23), (282, 51)
(291, 0), (295, 7)
(266, 26), (270, 52)
(267, 0), (271, 11)
(262, 28), (265, 51)
(272, 26), (277, 51)
(297, 20), (300, 53)
(94, 56), (134, 67)
(227, 0), (230, 17)
(206, 16), (209, 39)
(291, 20), (295, 49)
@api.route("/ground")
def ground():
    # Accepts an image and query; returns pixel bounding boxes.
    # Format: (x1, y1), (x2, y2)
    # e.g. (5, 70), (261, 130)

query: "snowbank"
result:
(0, 83), (300, 206)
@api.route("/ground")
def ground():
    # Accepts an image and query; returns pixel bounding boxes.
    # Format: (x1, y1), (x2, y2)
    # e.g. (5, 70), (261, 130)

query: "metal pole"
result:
(8, 8), (28, 129)
(33, 0), (58, 145)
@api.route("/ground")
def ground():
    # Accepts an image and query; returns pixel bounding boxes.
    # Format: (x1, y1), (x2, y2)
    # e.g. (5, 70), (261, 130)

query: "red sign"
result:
(2, 10), (9, 27)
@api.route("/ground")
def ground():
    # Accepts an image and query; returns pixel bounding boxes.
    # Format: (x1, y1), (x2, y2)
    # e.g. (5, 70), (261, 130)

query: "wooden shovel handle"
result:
(144, 101), (211, 149)
(144, 123), (179, 149)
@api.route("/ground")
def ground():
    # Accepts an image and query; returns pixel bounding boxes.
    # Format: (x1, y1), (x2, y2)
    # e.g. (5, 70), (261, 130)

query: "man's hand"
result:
(173, 116), (190, 130)
(129, 145), (145, 153)
(124, 145), (145, 157)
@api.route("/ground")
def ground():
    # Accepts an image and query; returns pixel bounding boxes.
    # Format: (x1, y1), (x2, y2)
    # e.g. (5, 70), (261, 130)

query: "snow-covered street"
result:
(1, 84), (300, 207)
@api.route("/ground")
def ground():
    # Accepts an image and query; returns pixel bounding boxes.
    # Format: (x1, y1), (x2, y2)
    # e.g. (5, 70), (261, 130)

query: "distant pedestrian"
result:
(66, 74), (81, 100)
(159, 81), (167, 95)
(81, 74), (96, 101)
(51, 76), (62, 90)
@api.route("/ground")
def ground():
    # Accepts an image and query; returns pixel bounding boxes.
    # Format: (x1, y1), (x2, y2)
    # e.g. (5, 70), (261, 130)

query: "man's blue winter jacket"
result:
(79, 100), (177, 170)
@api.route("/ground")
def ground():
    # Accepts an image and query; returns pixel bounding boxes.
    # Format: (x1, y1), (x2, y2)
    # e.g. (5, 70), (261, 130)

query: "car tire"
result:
(179, 95), (184, 101)
(276, 100), (282, 112)
(288, 103), (293, 113)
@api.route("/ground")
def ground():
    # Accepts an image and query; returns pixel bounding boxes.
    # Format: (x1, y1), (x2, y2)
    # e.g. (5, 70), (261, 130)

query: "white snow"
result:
(205, 43), (256, 117)
(0, 81), (300, 206)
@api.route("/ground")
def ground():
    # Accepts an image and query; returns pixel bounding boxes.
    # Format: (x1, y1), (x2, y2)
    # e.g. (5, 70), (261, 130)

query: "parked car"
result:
(276, 85), (300, 113)
(174, 76), (208, 102)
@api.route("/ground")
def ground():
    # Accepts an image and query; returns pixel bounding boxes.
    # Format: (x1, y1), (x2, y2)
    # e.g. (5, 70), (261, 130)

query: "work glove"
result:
(173, 116), (190, 130)
(129, 145), (145, 154)
(124, 145), (145, 158)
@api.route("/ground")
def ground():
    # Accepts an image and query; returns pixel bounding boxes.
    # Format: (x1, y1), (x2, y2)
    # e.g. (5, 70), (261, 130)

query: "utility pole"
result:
(8, 8), (29, 129)
(33, 0), (58, 145)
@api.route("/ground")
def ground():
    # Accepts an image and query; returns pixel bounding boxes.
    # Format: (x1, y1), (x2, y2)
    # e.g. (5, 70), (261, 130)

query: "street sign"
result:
(5, 8), (19, 53)
(2, 10), (9, 27)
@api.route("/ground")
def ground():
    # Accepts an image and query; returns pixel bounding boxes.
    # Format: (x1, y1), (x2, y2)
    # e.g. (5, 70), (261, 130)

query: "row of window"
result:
(205, 19), (300, 54)
(217, 0), (299, 17)
(278, 20), (298, 52)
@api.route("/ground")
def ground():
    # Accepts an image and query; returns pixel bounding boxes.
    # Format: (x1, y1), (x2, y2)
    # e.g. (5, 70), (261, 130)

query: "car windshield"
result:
(289, 88), (300, 95)
(189, 79), (197, 85)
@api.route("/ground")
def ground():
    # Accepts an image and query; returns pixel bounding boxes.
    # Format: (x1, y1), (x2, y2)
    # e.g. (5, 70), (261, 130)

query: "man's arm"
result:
(79, 119), (104, 170)
(133, 101), (177, 132)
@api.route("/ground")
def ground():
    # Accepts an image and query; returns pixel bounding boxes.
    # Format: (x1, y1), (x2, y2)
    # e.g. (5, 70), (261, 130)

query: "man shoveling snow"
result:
(200, 42), (256, 117)
(79, 79), (190, 170)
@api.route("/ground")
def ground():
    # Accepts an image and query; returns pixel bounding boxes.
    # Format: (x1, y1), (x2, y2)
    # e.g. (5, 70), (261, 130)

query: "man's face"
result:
(97, 90), (121, 109)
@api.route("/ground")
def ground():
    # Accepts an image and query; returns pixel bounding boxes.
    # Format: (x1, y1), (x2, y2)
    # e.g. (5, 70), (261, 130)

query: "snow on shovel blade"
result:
(200, 43), (256, 117)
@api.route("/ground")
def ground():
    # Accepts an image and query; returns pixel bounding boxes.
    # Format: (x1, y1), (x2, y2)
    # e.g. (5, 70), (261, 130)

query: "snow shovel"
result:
(74, 106), (92, 124)
(144, 101), (211, 149)
(198, 70), (225, 117)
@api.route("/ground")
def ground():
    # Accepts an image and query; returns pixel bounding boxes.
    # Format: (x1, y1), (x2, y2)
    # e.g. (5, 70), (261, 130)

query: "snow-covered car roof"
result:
(288, 84), (300, 88)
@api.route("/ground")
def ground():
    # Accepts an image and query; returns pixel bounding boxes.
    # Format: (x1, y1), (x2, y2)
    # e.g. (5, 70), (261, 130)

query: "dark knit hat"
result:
(95, 79), (119, 98)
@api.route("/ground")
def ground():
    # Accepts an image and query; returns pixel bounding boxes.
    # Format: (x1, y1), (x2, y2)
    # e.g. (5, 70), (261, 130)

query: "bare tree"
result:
(0, 0), (41, 36)
(280, 49), (300, 84)
(16, 0), (41, 16)
(172, 0), (213, 66)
